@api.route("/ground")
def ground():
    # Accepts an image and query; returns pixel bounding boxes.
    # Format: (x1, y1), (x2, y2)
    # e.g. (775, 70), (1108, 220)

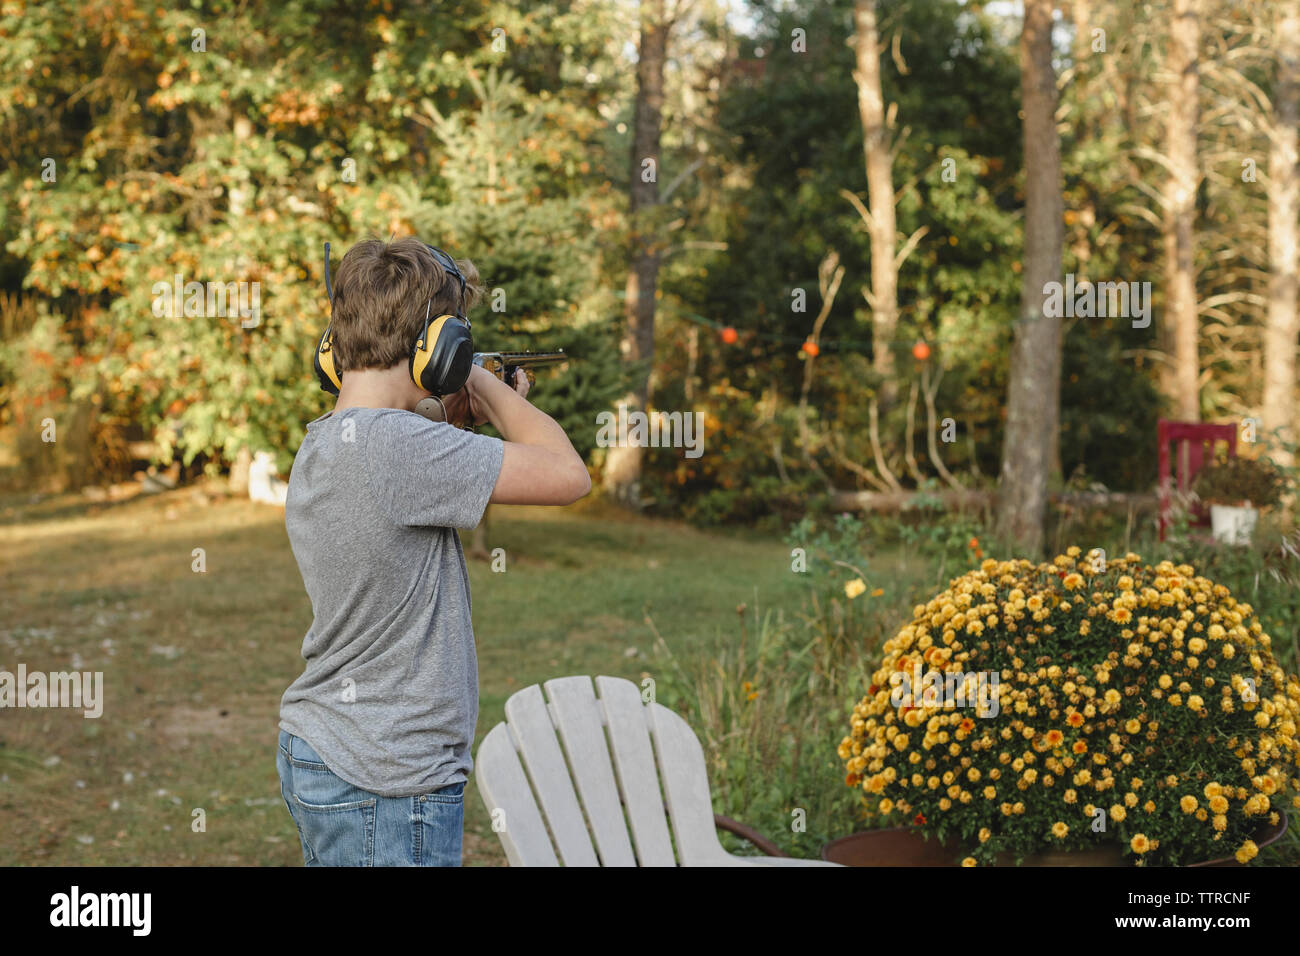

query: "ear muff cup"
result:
(410, 315), (474, 396)
(314, 327), (342, 396)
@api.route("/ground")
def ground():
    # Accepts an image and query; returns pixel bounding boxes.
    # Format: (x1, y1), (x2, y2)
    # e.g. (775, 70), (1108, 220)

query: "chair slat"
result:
(476, 676), (839, 867)
(647, 702), (733, 866)
(594, 676), (677, 866)
(542, 676), (638, 866)
(473, 723), (559, 867)
(504, 684), (600, 866)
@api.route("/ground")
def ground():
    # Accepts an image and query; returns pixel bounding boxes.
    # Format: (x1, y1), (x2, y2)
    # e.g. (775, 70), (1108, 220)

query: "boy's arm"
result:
(464, 365), (591, 506)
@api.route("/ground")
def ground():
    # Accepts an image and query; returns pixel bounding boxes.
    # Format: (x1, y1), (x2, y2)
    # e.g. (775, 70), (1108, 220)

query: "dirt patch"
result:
(158, 706), (268, 749)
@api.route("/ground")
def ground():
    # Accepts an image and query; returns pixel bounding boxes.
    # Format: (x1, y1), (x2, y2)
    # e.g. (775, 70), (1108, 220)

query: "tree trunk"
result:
(226, 114), (255, 496)
(1162, 0), (1201, 420)
(1265, 1), (1300, 468)
(996, 0), (1064, 555)
(852, 0), (900, 405)
(603, 0), (669, 504)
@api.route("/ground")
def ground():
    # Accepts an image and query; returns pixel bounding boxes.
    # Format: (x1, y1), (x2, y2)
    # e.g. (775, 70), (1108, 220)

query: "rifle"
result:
(472, 350), (568, 389)
(415, 350), (569, 426)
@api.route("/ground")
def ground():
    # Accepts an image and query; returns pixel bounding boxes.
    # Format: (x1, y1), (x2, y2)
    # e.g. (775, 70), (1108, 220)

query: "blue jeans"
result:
(276, 729), (465, 867)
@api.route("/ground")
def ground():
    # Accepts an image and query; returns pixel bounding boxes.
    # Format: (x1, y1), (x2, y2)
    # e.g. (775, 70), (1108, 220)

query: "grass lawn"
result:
(0, 488), (810, 866)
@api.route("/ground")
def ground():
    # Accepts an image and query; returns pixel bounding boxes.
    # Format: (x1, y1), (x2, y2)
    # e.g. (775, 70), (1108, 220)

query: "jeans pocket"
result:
(290, 763), (378, 867)
(292, 792), (378, 867)
(414, 784), (465, 866)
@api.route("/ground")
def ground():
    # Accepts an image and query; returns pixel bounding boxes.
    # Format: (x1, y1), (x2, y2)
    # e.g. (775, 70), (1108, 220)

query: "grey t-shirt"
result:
(279, 406), (504, 797)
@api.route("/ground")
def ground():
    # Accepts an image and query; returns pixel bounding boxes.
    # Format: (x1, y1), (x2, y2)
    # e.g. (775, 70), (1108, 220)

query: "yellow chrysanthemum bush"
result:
(837, 549), (1300, 866)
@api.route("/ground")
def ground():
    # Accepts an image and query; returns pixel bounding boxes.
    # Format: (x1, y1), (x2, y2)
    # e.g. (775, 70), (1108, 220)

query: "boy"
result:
(276, 237), (589, 866)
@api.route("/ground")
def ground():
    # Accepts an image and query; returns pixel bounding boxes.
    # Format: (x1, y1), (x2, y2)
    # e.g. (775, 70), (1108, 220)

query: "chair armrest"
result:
(714, 813), (788, 857)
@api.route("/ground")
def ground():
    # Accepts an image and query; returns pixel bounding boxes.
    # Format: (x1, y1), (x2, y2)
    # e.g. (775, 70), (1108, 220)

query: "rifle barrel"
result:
(494, 351), (567, 364)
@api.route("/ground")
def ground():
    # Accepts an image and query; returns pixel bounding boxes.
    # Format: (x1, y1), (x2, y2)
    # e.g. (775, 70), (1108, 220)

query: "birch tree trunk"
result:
(603, 0), (669, 504)
(852, 0), (900, 405)
(996, 0), (1064, 554)
(1264, 1), (1300, 468)
(1163, 0), (1201, 420)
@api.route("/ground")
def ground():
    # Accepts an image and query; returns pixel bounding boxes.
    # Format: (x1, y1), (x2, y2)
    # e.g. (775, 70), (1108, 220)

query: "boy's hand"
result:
(442, 366), (530, 427)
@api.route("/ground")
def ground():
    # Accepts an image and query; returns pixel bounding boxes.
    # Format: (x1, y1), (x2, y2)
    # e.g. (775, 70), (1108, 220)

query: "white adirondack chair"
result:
(474, 675), (839, 866)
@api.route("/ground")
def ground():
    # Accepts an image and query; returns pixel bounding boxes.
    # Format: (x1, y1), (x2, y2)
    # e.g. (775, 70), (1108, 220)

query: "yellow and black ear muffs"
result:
(313, 241), (475, 398)
(314, 242), (343, 396)
(408, 243), (475, 396)
(409, 305), (474, 396)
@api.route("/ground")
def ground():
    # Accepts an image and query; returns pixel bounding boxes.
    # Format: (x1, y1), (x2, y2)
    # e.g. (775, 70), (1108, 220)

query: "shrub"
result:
(838, 549), (1300, 866)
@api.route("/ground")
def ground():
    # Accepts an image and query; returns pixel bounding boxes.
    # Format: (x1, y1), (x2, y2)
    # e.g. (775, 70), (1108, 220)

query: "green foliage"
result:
(0, 0), (624, 480)
(896, 504), (988, 575)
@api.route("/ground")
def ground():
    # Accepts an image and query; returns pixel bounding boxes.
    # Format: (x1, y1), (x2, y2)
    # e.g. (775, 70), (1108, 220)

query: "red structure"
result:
(1157, 419), (1238, 540)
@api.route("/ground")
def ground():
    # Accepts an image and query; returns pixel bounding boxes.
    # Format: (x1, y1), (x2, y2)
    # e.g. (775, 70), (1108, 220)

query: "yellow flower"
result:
(1130, 833), (1150, 854)
(1052, 822), (1069, 838)
(978, 828), (991, 843)
(1209, 795), (1229, 814)
(961, 856), (978, 867)
(1180, 796), (1198, 814)
(845, 579), (867, 600)
(1204, 781), (1223, 799)
(1234, 840), (1258, 864)
(1110, 804), (1127, 822)
(1125, 719), (1142, 734)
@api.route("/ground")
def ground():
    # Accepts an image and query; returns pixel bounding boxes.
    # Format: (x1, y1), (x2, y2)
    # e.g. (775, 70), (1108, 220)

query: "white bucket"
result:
(1210, 504), (1258, 546)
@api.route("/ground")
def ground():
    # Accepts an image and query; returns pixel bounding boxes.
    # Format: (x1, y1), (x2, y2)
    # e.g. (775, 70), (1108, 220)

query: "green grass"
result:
(0, 489), (810, 866)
